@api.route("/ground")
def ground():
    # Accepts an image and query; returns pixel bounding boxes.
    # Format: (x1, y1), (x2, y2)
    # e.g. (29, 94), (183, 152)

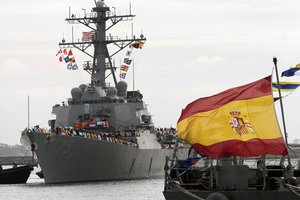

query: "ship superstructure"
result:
(54, 0), (148, 131)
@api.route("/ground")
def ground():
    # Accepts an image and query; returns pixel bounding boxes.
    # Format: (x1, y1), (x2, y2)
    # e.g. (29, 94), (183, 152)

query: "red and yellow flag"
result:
(177, 76), (288, 158)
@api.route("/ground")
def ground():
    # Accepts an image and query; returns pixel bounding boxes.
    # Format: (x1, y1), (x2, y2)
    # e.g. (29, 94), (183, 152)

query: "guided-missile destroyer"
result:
(21, 1), (181, 184)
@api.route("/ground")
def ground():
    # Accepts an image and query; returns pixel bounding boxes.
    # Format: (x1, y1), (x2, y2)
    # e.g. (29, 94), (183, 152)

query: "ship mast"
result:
(59, 0), (146, 88)
(273, 57), (293, 180)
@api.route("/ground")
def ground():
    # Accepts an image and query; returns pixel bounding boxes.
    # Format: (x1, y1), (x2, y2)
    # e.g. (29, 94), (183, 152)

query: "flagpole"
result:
(28, 95), (30, 129)
(273, 57), (292, 168)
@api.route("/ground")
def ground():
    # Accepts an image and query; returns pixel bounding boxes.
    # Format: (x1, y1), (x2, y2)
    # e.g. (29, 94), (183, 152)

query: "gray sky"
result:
(1, 0), (300, 145)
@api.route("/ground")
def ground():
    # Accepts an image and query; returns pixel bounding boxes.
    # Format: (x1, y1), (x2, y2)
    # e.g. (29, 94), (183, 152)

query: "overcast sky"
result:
(1, 0), (300, 145)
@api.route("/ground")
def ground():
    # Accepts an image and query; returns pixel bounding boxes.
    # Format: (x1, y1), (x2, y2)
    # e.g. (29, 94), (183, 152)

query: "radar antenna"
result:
(59, 2), (146, 88)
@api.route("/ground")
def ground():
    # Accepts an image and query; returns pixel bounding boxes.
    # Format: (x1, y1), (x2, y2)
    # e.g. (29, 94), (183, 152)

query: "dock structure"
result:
(0, 156), (37, 166)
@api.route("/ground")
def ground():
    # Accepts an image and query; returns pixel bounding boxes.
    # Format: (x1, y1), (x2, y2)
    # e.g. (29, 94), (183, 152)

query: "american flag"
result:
(82, 31), (96, 42)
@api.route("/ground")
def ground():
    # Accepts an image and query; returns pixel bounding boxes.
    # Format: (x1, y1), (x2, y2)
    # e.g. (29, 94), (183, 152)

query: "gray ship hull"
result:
(21, 131), (176, 184)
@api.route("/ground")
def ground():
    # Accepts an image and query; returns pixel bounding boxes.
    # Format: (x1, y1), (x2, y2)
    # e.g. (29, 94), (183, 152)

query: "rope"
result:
(284, 183), (300, 197)
(285, 183), (300, 189)
(285, 183), (300, 197)
(172, 181), (205, 200)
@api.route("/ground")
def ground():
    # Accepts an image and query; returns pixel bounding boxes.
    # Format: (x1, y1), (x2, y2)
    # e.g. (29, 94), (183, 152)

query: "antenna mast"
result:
(273, 57), (293, 175)
(27, 95), (30, 129)
(133, 59), (135, 92)
(273, 58), (289, 146)
(59, 1), (146, 88)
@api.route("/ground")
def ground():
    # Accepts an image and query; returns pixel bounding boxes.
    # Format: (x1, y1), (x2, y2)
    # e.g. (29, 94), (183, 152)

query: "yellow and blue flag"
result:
(272, 82), (300, 92)
(281, 63), (300, 77)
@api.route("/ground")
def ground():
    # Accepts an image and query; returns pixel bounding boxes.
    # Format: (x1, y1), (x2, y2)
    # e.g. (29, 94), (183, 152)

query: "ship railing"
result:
(66, 11), (135, 25)
(85, 12), (97, 18)
(23, 126), (48, 134)
(67, 12), (97, 22)
(106, 35), (118, 41)
(84, 61), (111, 69)
(68, 98), (123, 105)
(28, 126), (142, 147)
(29, 127), (140, 148)
(83, 61), (93, 70)
(105, 11), (134, 21)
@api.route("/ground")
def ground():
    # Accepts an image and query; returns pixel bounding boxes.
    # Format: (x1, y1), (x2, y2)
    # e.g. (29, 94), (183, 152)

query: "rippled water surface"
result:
(0, 172), (166, 200)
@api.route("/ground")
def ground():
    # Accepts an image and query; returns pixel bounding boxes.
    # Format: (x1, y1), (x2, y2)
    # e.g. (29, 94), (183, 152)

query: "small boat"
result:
(0, 165), (33, 184)
(163, 65), (300, 200)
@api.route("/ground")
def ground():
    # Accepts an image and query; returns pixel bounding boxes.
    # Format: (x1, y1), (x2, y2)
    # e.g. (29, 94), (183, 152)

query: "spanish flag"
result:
(177, 76), (288, 158)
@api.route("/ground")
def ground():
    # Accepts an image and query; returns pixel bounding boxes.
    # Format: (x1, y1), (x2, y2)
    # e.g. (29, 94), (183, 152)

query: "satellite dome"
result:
(71, 87), (82, 99)
(116, 81), (128, 98)
(79, 84), (87, 92)
(96, 0), (105, 7)
(107, 87), (117, 97)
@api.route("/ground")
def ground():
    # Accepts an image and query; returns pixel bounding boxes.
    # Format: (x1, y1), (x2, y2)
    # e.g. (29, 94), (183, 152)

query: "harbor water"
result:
(0, 169), (166, 200)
